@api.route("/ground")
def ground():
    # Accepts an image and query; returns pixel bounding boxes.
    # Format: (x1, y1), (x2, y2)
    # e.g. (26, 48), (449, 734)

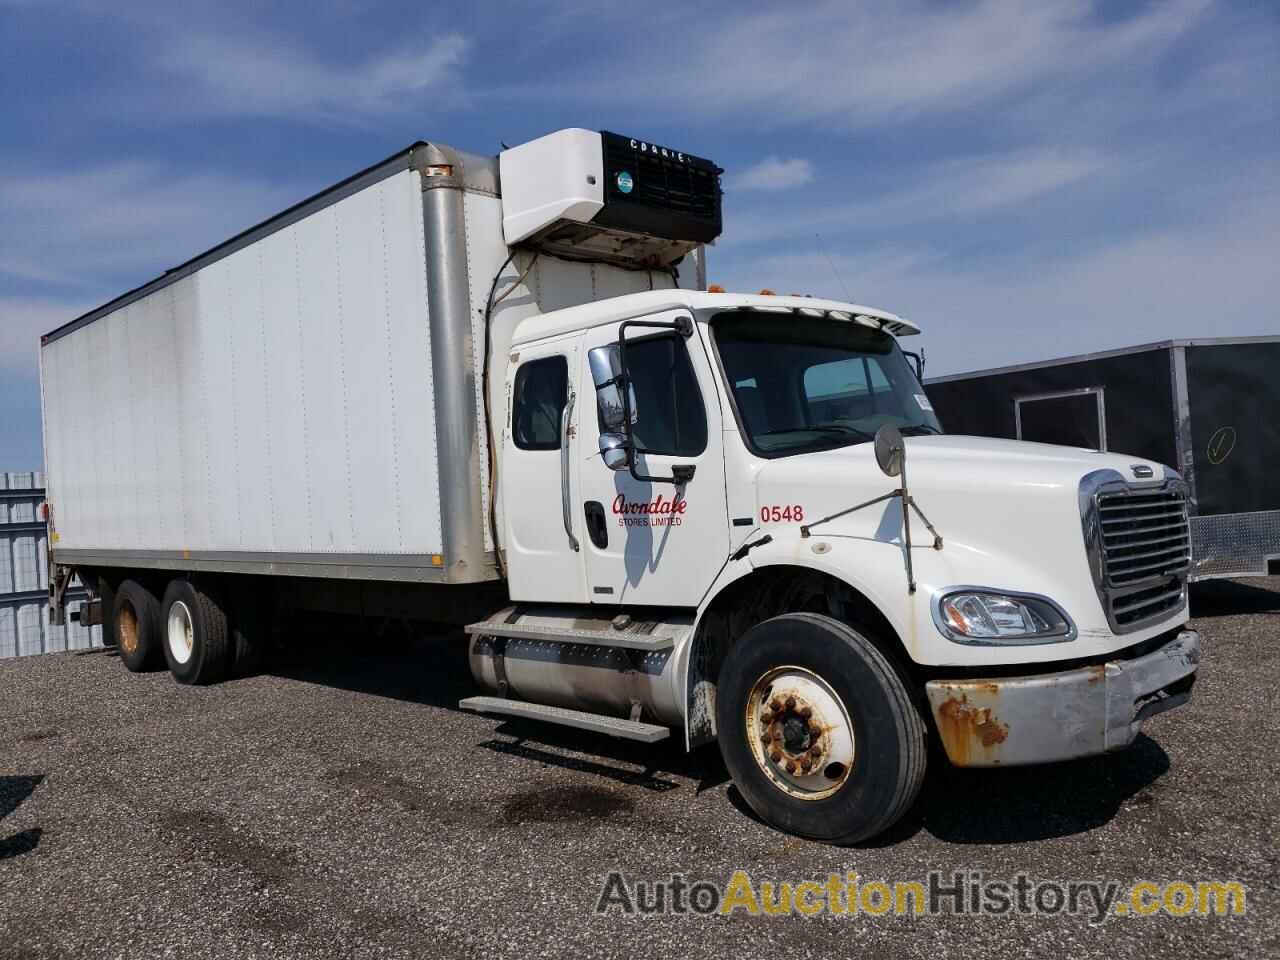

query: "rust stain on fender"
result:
(935, 694), (1009, 766)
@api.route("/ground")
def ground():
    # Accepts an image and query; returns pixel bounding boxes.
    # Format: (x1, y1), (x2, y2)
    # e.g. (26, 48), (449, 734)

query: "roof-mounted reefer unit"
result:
(499, 129), (722, 268)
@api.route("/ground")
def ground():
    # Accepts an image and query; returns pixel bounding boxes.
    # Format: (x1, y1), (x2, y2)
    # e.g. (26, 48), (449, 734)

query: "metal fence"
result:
(1, 471), (100, 658)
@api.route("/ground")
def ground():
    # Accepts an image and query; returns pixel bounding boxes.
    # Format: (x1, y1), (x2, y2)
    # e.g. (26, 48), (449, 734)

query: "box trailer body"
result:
(925, 337), (1280, 579)
(38, 128), (1201, 845)
(40, 138), (707, 587)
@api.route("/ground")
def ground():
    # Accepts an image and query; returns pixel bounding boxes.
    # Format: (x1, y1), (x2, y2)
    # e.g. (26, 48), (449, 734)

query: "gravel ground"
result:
(1, 579), (1277, 959)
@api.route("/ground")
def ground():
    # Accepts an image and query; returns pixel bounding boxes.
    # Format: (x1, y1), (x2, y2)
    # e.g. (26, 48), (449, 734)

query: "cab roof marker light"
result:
(854, 314), (883, 331)
(827, 310), (853, 322)
(797, 307), (824, 317)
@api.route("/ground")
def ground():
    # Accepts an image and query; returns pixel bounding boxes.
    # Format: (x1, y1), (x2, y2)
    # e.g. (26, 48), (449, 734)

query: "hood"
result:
(755, 435), (1170, 513)
(890, 435), (1167, 486)
(751, 435), (1179, 645)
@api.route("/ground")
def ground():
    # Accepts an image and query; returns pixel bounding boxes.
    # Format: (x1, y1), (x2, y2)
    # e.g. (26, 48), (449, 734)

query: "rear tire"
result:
(715, 612), (926, 844)
(161, 579), (230, 685)
(228, 582), (270, 676)
(113, 579), (163, 671)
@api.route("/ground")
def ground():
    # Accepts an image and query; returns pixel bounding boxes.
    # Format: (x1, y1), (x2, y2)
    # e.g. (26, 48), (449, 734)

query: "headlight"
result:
(933, 589), (1075, 645)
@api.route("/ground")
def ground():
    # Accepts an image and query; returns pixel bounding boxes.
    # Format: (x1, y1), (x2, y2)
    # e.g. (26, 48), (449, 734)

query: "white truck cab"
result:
(474, 286), (1200, 841)
(42, 128), (1199, 844)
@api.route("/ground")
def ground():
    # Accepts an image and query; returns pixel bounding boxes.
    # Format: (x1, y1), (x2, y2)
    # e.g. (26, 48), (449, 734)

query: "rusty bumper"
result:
(925, 629), (1201, 767)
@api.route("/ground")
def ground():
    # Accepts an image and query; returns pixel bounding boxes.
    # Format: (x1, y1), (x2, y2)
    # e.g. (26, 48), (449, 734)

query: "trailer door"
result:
(1015, 387), (1106, 450)
(577, 312), (730, 606)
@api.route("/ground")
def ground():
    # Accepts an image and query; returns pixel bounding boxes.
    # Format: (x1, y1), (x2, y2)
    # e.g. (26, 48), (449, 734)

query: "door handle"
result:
(560, 390), (580, 553)
(584, 501), (608, 549)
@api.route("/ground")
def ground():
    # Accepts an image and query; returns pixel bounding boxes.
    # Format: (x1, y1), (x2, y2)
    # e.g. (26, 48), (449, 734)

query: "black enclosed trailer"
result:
(925, 337), (1280, 580)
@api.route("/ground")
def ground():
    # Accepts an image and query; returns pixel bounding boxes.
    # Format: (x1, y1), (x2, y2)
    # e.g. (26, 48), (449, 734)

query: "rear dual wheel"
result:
(113, 579), (164, 672)
(716, 613), (927, 844)
(161, 579), (230, 685)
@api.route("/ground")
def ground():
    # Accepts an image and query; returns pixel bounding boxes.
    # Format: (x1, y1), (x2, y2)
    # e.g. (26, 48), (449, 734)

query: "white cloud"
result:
(159, 31), (467, 118)
(728, 157), (814, 192)
(523, 0), (1210, 128)
(853, 149), (1110, 224)
(721, 147), (1110, 248)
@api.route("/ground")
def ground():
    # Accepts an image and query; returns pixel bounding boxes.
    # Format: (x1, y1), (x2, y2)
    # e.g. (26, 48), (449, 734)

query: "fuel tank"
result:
(466, 608), (689, 726)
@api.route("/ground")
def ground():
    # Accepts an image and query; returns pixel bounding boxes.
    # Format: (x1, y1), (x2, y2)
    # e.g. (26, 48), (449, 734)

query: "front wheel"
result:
(715, 613), (926, 844)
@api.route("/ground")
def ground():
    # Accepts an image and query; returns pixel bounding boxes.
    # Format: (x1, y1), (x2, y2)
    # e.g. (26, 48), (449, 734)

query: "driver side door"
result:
(576, 311), (730, 607)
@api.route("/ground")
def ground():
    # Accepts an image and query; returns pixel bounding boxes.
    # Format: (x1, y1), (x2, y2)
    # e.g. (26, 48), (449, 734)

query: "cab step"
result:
(462, 619), (678, 652)
(458, 696), (671, 743)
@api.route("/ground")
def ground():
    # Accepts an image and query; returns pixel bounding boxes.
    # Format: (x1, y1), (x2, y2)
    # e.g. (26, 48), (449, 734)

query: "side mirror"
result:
(902, 349), (925, 381)
(874, 424), (905, 478)
(588, 344), (637, 434)
(599, 433), (631, 471)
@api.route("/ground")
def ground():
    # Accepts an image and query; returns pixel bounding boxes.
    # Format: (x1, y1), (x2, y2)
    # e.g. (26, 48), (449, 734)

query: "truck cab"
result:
(471, 286), (1201, 843)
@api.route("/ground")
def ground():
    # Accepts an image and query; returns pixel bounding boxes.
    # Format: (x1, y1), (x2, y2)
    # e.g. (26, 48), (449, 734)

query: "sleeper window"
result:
(512, 356), (568, 451)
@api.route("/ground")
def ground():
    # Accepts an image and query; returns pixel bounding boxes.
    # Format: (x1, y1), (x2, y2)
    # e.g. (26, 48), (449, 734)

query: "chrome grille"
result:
(1088, 482), (1191, 631)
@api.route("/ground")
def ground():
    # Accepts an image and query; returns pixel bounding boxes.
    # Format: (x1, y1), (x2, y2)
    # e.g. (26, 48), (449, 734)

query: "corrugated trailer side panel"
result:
(41, 168), (445, 567)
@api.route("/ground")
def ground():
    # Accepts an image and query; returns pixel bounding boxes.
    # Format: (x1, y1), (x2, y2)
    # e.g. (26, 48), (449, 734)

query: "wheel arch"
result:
(682, 561), (921, 749)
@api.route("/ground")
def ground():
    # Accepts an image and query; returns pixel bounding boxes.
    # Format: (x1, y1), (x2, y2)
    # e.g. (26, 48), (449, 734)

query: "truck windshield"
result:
(711, 311), (942, 457)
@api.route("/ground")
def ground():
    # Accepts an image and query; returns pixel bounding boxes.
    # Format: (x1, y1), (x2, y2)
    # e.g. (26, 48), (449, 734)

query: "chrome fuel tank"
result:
(466, 609), (689, 726)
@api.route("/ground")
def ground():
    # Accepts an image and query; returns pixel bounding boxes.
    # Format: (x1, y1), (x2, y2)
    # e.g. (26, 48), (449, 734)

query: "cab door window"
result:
(608, 336), (707, 456)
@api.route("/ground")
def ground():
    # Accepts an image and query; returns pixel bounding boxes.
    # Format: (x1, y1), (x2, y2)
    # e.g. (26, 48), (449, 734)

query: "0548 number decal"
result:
(760, 504), (804, 523)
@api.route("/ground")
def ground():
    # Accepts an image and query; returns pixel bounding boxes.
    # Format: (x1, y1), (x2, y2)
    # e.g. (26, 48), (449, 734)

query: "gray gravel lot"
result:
(1, 579), (1277, 959)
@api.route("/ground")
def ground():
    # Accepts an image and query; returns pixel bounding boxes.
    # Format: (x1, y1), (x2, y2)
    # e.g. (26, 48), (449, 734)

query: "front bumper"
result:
(925, 629), (1201, 767)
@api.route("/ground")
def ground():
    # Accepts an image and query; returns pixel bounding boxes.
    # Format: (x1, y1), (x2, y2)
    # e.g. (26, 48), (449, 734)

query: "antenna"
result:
(816, 233), (852, 302)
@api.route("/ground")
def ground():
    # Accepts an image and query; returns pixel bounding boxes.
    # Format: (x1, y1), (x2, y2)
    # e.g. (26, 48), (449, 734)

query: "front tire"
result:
(715, 613), (926, 844)
(161, 579), (230, 685)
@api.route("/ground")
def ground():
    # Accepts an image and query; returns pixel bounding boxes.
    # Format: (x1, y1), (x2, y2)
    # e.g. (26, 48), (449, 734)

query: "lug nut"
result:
(809, 745), (822, 758)
(808, 721), (822, 735)
(760, 734), (771, 745)
(785, 696), (797, 711)
(785, 760), (797, 773)
(798, 705), (812, 719)
(770, 750), (782, 763)
(760, 711), (773, 725)
(770, 698), (783, 712)
(772, 730), (783, 742)
(800, 759), (812, 773)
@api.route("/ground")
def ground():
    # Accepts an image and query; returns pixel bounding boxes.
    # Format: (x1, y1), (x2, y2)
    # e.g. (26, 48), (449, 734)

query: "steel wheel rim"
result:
(118, 601), (139, 656)
(746, 665), (855, 800)
(166, 600), (194, 665)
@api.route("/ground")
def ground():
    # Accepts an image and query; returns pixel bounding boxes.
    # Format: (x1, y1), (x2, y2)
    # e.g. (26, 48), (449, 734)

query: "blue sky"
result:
(1, 0), (1276, 468)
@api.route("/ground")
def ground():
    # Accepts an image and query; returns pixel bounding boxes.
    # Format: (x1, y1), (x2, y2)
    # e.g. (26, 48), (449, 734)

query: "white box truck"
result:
(40, 129), (1201, 843)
